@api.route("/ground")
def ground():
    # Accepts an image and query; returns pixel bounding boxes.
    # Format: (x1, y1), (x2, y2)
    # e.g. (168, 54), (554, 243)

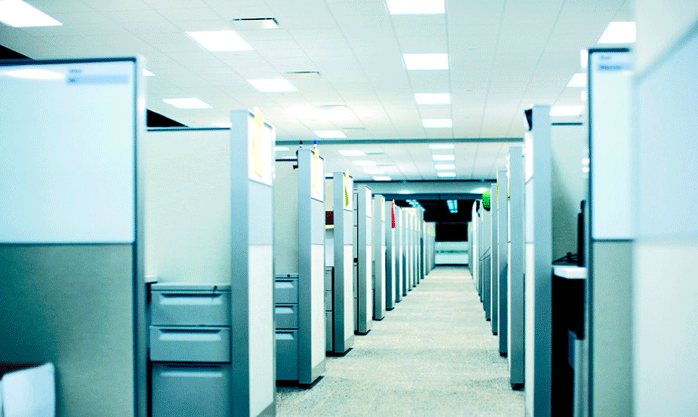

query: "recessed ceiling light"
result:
(432, 154), (455, 161)
(143, 69), (155, 77)
(429, 143), (455, 150)
(473, 187), (489, 194)
(437, 172), (456, 178)
(274, 146), (289, 151)
(549, 105), (584, 117)
(373, 176), (392, 181)
(422, 118), (452, 128)
(339, 150), (366, 157)
(434, 163), (456, 170)
(399, 190), (411, 194)
(363, 168), (385, 175)
(2, 68), (63, 80)
(415, 93), (451, 105)
(186, 30), (253, 51)
(386, 0), (444, 15)
(598, 21), (636, 44)
(403, 53), (449, 70)
(566, 73), (587, 88)
(249, 79), (297, 93)
(163, 98), (212, 109)
(0, 0), (61, 27)
(314, 130), (346, 139)
(212, 122), (232, 128)
(353, 160), (376, 167)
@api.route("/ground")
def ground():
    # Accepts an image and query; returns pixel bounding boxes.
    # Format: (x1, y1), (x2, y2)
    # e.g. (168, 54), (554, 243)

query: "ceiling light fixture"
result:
(2, 68), (63, 80)
(434, 163), (456, 170)
(566, 73), (587, 88)
(186, 30), (253, 51)
(212, 122), (232, 128)
(415, 93), (451, 105)
(274, 146), (290, 151)
(598, 21), (636, 44)
(248, 78), (297, 93)
(429, 143), (455, 150)
(403, 53), (449, 70)
(386, 0), (444, 15)
(373, 176), (392, 181)
(338, 150), (366, 157)
(163, 98), (212, 109)
(422, 118), (452, 128)
(0, 0), (61, 27)
(437, 172), (456, 178)
(314, 130), (346, 139)
(432, 154), (455, 161)
(549, 105), (584, 117)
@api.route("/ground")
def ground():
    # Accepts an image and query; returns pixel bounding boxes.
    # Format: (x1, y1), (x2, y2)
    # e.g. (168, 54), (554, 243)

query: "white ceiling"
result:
(0, 0), (633, 181)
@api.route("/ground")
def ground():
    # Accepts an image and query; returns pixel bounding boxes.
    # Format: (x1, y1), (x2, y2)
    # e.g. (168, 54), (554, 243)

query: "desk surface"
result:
(552, 265), (587, 279)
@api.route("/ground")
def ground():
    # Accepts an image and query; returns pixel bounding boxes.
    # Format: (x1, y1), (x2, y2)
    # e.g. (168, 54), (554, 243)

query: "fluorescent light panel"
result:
(403, 53), (448, 70)
(432, 154), (455, 161)
(386, 0), (444, 15)
(415, 93), (451, 105)
(338, 150), (366, 157)
(2, 68), (63, 80)
(567, 73), (587, 88)
(429, 143), (454, 150)
(274, 146), (289, 151)
(598, 21), (636, 44)
(437, 172), (456, 178)
(549, 105), (584, 117)
(248, 78), (296, 93)
(0, 0), (61, 27)
(186, 30), (253, 51)
(212, 122), (232, 128)
(434, 164), (455, 170)
(314, 130), (346, 139)
(163, 98), (212, 109)
(422, 118), (452, 128)
(373, 176), (392, 181)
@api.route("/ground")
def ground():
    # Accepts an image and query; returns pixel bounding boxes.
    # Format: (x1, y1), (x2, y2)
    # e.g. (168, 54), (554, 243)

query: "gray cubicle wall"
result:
(0, 58), (146, 417)
(385, 201), (397, 310)
(373, 195), (387, 320)
(523, 105), (553, 417)
(507, 145), (525, 388)
(480, 204), (492, 320)
(490, 183), (499, 335)
(471, 203), (479, 289)
(496, 170), (510, 356)
(394, 205), (405, 301)
(327, 172), (355, 354)
(273, 148), (326, 385)
(354, 185), (373, 334)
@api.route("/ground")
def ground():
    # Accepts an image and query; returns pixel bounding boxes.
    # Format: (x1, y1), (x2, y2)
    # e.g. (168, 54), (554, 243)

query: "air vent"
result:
(231, 17), (279, 29)
(285, 71), (321, 79)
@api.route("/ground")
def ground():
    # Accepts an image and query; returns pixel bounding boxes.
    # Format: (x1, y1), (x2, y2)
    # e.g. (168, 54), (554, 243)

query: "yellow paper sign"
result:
(343, 171), (350, 208)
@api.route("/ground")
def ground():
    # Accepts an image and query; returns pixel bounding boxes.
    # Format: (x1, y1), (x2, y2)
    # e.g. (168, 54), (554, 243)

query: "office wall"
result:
(633, 5), (698, 415)
(551, 124), (585, 261)
(144, 129), (232, 283)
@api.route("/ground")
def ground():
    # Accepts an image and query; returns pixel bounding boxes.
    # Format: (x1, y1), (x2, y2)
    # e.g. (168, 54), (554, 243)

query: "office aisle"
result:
(276, 267), (525, 416)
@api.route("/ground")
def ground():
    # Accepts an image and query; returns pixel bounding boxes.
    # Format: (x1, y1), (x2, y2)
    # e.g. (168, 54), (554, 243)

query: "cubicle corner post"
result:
(507, 145), (525, 388)
(229, 110), (275, 417)
(297, 148), (326, 384)
(332, 172), (355, 354)
(523, 105), (553, 417)
(355, 184), (373, 334)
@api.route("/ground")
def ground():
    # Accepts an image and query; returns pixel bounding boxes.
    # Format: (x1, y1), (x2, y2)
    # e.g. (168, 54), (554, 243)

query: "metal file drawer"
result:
(275, 304), (299, 329)
(275, 330), (298, 381)
(152, 363), (231, 417)
(275, 277), (299, 304)
(324, 267), (333, 289)
(150, 326), (231, 363)
(150, 283), (231, 326)
(324, 290), (332, 312)
(325, 311), (333, 352)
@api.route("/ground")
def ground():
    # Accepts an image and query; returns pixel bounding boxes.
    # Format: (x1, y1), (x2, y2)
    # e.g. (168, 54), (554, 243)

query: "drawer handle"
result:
(275, 332), (295, 341)
(275, 306), (294, 315)
(275, 281), (295, 289)
(158, 329), (224, 342)
(159, 293), (223, 305)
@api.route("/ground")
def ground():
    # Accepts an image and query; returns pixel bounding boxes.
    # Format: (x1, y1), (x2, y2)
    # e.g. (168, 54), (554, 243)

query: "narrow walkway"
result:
(276, 267), (525, 416)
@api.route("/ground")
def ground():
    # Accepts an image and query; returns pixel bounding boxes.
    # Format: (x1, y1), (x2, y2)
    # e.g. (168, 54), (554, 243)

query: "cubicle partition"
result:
(354, 185), (373, 334)
(490, 183), (499, 334)
(396, 206), (407, 299)
(523, 106), (553, 417)
(507, 145), (525, 389)
(273, 148), (326, 386)
(479, 202), (492, 320)
(372, 195), (387, 320)
(496, 170), (509, 356)
(471, 203), (480, 290)
(325, 172), (355, 355)
(145, 108), (277, 417)
(384, 201), (397, 310)
(0, 58), (146, 417)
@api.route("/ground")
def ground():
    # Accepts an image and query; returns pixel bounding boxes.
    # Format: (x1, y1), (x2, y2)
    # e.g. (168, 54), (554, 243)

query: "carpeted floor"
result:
(276, 266), (525, 417)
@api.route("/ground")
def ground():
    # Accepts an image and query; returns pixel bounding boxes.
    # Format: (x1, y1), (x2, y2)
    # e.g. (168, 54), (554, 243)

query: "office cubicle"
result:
(507, 146), (525, 389)
(372, 195), (387, 320)
(496, 170), (510, 356)
(489, 183), (499, 334)
(274, 148), (326, 386)
(384, 201), (397, 310)
(354, 185), (373, 334)
(0, 58), (146, 417)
